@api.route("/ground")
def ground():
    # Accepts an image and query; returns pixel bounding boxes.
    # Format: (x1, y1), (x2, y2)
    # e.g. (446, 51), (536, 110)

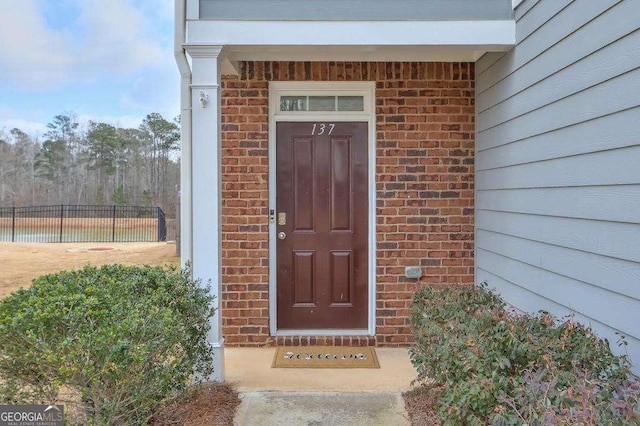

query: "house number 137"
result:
(311, 123), (335, 136)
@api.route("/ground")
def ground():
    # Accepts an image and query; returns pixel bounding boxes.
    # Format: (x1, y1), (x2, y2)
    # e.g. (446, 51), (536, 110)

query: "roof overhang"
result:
(185, 20), (515, 72)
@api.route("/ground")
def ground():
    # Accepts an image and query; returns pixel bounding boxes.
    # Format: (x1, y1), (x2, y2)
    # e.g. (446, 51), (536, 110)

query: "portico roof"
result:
(186, 19), (515, 67)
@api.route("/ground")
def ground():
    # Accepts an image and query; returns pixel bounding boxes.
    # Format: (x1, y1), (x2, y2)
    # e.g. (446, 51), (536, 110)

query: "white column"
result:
(186, 45), (225, 381)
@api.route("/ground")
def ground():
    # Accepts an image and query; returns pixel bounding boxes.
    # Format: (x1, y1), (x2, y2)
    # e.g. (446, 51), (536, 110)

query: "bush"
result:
(0, 264), (215, 425)
(409, 283), (639, 425)
(494, 368), (640, 425)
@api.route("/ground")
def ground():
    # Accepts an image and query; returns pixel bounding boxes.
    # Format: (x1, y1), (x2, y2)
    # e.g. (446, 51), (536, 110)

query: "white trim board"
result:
(268, 81), (377, 337)
(187, 20), (516, 47)
(186, 0), (199, 20)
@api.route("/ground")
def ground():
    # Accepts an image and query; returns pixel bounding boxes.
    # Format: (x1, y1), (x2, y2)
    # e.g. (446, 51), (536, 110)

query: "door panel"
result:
(276, 122), (368, 329)
(330, 250), (353, 306)
(293, 251), (315, 305)
(293, 138), (315, 231)
(330, 137), (352, 231)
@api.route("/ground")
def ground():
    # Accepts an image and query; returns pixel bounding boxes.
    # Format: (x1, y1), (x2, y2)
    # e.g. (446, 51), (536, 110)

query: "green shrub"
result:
(0, 264), (215, 425)
(494, 368), (640, 425)
(409, 283), (639, 425)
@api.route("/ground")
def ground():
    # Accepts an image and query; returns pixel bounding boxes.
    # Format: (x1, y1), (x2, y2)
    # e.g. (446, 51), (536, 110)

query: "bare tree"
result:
(139, 113), (180, 209)
(0, 112), (180, 216)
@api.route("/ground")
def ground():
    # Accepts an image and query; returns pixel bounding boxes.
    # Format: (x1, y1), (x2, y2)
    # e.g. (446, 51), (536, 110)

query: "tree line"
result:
(0, 113), (180, 216)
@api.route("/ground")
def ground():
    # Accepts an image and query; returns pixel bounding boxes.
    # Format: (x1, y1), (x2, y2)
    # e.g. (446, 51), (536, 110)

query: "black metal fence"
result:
(0, 205), (167, 243)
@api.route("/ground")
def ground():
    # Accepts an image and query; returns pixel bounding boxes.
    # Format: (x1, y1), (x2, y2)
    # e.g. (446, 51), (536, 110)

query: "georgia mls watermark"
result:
(0, 405), (64, 426)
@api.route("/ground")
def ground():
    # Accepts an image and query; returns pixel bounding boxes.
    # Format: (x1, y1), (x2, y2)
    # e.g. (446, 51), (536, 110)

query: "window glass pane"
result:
(309, 96), (336, 111)
(337, 96), (364, 111)
(281, 96), (307, 111)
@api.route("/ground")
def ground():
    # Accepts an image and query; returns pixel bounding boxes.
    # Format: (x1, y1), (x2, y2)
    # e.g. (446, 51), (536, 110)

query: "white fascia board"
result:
(187, 20), (516, 47)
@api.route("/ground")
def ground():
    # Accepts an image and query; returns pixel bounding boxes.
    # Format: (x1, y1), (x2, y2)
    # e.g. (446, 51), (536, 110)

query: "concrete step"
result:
(235, 391), (410, 426)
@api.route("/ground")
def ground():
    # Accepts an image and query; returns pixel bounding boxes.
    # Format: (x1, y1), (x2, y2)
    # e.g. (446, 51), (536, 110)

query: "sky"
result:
(0, 0), (179, 138)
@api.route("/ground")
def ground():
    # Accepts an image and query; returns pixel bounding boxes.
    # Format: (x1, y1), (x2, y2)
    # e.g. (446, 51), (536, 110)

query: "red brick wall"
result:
(220, 62), (475, 347)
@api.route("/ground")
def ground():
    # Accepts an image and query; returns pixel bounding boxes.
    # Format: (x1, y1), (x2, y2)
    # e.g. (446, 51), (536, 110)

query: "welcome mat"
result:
(272, 346), (380, 368)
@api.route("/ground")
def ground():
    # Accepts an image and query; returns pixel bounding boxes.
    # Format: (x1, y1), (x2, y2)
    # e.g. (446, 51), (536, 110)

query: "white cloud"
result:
(0, 0), (171, 89)
(75, 113), (147, 130)
(0, 106), (49, 136)
(119, 66), (180, 120)
(74, 0), (166, 79)
(0, 0), (73, 88)
(0, 118), (48, 137)
(0, 0), (178, 137)
(138, 0), (175, 23)
(0, 112), (170, 139)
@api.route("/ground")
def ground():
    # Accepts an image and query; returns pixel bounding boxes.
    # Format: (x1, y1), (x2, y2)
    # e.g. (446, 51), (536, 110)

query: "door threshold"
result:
(272, 334), (377, 347)
(275, 329), (370, 337)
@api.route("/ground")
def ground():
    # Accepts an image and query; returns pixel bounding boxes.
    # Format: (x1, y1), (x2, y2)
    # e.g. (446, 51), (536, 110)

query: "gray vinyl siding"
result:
(476, 0), (640, 372)
(199, 0), (512, 21)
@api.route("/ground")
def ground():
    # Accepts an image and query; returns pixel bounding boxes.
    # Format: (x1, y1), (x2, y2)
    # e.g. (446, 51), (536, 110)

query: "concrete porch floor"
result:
(225, 347), (416, 392)
(225, 348), (416, 425)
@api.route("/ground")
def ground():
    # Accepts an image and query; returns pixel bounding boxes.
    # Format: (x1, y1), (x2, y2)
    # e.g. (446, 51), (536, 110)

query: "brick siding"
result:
(221, 62), (475, 347)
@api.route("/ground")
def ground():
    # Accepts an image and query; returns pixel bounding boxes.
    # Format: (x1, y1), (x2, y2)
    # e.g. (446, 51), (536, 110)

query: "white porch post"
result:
(186, 44), (225, 381)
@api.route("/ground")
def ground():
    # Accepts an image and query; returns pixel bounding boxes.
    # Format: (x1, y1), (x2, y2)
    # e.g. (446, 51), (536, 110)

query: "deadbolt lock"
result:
(278, 212), (287, 226)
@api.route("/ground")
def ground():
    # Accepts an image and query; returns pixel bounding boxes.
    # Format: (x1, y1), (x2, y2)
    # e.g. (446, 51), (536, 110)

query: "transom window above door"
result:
(280, 95), (364, 112)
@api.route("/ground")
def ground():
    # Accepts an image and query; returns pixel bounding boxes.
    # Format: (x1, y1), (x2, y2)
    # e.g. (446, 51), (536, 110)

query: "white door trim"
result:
(268, 81), (376, 336)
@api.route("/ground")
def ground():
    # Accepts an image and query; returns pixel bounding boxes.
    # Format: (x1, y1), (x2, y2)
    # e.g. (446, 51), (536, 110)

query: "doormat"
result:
(272, 346), (379, 368)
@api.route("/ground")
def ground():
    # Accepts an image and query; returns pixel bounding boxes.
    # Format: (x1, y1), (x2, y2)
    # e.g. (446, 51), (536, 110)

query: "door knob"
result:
(278, 232), (287, 240)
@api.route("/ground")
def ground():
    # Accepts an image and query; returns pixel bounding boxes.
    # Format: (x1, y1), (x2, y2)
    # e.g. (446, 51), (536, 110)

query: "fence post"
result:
(112, 205), (117, 242)
(157, 207), (167, 242)
(59, 205), (64, 243)
(11, 206), (16, 243)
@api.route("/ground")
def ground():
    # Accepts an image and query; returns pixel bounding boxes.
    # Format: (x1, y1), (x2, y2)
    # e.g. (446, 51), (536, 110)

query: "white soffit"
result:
(187, 20), (516, 48)
(219, 45), (504, 63)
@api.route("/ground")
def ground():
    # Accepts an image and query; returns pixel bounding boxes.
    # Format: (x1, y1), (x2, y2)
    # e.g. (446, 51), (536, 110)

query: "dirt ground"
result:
(0, 242), (180, 298)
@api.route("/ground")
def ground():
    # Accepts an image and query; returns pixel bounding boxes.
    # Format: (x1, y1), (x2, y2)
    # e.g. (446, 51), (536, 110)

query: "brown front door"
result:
(276, 122), (369, 329)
